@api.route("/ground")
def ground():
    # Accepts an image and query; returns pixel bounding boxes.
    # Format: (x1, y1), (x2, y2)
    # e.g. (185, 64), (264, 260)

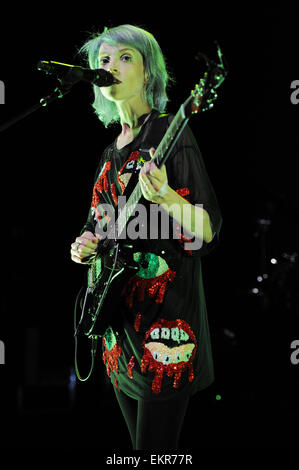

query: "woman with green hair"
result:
(71, 24), (222, 450)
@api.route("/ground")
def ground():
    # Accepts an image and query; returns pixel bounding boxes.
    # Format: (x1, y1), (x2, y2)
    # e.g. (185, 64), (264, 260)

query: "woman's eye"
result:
(99, 57), (110, 65)
(121, 54), (132, 62)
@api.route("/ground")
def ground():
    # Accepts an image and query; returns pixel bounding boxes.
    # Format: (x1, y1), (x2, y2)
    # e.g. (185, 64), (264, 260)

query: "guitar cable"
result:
(73, 286), (98, 382)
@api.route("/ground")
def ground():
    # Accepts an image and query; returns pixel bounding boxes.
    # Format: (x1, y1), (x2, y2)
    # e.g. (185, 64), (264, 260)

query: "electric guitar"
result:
(74, 43), (228, 340)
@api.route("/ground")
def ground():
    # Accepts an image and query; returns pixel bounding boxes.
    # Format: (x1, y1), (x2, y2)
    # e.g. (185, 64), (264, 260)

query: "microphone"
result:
(37, 60), (114, 87)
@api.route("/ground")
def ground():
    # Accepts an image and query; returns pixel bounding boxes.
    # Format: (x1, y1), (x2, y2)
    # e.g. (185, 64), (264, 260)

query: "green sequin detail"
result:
(133, 252), (169, 279)
(104, 326), (117, 351)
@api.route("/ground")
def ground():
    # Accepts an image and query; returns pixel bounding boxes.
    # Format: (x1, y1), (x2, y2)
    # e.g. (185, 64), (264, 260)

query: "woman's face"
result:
(97, 42), (148, 105)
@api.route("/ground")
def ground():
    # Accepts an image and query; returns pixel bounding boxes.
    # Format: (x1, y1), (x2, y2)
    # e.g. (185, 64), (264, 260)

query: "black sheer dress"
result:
(80, 110), (222, 402)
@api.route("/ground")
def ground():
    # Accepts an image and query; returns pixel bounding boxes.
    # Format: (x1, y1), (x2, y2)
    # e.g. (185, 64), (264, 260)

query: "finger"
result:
(71, 242), (96, 256)
(149, 147), (155, 158)
(81, 231), (98, 241)
(140, 164), (160, 188)
(71, 248), (95, 264)
(71, 254), (91, 265)
(140, 174), (156, 199)
(141, 161), (157, 175)
(147, 170), (165, 185)
(160, 164), (167, 175)
(75, 237), (98, 249)
(144, 162), (166, 185)
(71, 250), (83, 263)
(140, 172), (153, 187)
(149, 163), (167, 178)
(76, 235), (98, 244)
(79, 246), (97, 256)
(140, 161), (151, 176)
(75, 236), (98, 246)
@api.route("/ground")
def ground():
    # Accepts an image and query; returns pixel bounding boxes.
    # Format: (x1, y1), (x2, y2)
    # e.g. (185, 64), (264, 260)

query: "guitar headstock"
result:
(185, 42), (228, 117)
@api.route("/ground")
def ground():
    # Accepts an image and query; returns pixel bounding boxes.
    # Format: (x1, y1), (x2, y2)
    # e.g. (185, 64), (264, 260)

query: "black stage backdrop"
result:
(0, 5), (298, 453)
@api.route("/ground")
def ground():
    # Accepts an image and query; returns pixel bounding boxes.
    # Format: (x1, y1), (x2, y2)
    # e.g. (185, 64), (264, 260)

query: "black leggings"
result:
(113, 386), (190, 450)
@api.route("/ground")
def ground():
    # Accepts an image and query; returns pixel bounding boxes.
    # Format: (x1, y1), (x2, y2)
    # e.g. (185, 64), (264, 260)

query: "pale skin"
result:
(70, 42), (213, 264)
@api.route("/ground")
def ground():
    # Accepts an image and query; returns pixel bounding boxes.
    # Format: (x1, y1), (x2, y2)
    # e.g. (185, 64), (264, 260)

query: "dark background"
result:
(0, 5), (298, 452)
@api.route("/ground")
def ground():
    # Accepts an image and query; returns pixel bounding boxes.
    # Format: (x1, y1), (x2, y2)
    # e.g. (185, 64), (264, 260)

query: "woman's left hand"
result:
(139, 148), (169, 203)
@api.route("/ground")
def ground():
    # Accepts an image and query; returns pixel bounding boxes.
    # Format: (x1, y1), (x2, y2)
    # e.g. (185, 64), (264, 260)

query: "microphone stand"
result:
(0, 81), (73, 133)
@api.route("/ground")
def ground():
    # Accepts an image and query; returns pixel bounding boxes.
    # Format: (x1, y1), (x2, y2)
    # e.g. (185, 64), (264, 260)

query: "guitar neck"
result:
(153, 98), (192, 168)
(114, 97), (193, 238)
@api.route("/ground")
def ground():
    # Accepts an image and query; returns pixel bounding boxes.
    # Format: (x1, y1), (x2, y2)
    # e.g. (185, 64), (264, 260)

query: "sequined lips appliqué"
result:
(141, 318), (197, 394)
(91, 151), (143, 219)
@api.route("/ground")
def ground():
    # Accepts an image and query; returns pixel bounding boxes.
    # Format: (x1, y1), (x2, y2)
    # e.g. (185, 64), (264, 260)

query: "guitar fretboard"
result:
(113, 98), (193, 238)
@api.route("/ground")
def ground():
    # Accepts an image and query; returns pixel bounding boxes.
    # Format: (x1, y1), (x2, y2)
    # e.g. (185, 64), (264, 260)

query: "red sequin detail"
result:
(122, 268), (176, 309)
(127, 355), (135, 379)
(176, 187), (190, 199)
(141, 318), (197, 395)
(92, 161), (111, 208)
(134, 312), (142, 331)
(110, 182), (118, 205)
(114, 377), (120, 390)
(117, 150), (140, 194)
(174, 188), (193, 255)
(102, 338), (122, 377)
(175, 227), (193, 256)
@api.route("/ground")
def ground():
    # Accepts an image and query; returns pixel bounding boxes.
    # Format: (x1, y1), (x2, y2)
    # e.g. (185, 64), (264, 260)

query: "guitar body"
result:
(76, 244), (128, 337)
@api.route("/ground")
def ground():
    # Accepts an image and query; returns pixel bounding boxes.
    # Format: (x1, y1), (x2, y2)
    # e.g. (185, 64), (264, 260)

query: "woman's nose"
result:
(107, 61), (119, 73)
(108, 67), (118, 75)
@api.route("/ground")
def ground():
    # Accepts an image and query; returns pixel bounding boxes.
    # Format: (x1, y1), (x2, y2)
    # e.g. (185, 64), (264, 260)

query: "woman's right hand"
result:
(70, 231), (99, 264)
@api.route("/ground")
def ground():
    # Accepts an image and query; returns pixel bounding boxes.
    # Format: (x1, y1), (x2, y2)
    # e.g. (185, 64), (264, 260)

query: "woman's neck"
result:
(116, 101), (152, 149)
(117, 97), (152, 130)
